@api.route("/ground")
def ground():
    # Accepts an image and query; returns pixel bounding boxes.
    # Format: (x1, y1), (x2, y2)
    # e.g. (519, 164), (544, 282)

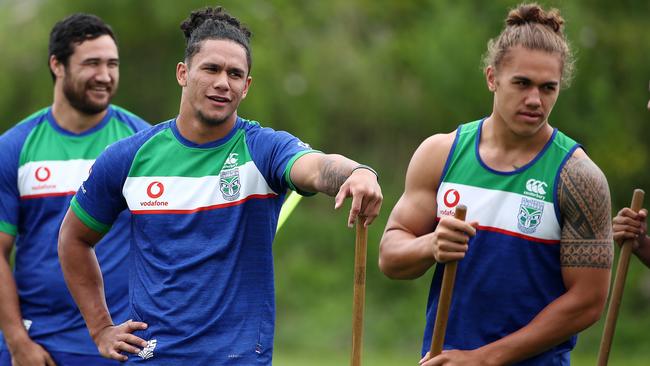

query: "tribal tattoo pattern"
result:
(558, 156), (613, 268)
(320, 157), (350, 196)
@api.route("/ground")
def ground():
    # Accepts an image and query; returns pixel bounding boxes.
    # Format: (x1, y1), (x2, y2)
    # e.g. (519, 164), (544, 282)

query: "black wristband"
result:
(351, 164), (378, 181)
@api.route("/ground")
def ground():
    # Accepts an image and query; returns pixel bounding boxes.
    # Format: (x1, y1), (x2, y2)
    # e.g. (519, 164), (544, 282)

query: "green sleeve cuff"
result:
(0, 221), (17, 236)
(70, 196), (111, 234)
(283, 150), (321, 196)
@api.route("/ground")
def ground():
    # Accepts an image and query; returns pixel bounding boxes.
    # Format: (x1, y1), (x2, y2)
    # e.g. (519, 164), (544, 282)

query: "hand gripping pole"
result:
(597, 189), (645, 365)
(430, 205), (467, 357)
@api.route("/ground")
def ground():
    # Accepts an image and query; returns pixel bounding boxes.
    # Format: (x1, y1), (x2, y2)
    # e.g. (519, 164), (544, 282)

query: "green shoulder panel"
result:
(128, 128), (252, 177)
(18, 114), (138, 167)
(441, 121), (578, 203)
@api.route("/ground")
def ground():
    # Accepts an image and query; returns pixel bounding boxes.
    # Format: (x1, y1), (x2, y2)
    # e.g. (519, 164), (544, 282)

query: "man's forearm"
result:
(59, 235), (113, 340)
(634, 236), (650, 268)
(477, 281), (605, 364)
(0, 255), (32, 349)
(379, 229), (436, 279)
(314, 154), (357, 196)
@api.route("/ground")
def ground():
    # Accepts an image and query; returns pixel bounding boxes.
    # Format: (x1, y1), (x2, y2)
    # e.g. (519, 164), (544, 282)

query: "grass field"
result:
(273, 351), (649, 365)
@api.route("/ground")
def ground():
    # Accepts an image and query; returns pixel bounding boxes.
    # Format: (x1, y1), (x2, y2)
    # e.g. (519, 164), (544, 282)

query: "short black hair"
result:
(48, 13), (116, 81)
(180, 6), (252, 72)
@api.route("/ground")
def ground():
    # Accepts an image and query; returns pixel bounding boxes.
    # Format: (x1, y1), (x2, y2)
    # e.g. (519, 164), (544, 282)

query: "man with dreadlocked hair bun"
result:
(59, 6), (382, 365)
(380, 3), (612, 365)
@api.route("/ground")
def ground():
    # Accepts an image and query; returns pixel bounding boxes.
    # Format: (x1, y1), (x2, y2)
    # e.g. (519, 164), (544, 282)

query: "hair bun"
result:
(506, 3), (563, 34)
(180, 6), (251, 41)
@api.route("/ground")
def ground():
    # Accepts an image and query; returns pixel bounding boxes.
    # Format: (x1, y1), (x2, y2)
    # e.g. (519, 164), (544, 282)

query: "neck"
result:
(51, 89), (107, 134)
(175, 111), (237, 145)
(483, 114), (553, 152)
(479, 114), (553, 171)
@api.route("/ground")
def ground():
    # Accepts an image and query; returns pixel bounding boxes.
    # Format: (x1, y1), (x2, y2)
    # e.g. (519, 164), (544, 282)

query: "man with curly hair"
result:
(0, 13), (149, 366)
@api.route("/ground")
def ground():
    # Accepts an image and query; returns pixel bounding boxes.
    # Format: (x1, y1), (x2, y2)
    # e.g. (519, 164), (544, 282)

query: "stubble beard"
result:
(62, 75), (113, 115)
(196, 109), (229, 127)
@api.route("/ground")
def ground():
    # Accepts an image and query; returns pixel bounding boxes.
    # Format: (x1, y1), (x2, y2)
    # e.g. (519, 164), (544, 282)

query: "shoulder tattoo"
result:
(558, 156), (613, 269)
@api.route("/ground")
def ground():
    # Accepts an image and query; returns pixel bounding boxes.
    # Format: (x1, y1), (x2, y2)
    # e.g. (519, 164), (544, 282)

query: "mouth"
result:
(207, 95), (231, 104)
(87, 84), (111, 95)
(517, 111), (544, 122)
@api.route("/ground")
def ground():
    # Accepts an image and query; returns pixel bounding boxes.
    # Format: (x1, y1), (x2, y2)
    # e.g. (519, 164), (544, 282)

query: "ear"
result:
(485, 65), (497, 92)
(49, 55), (65, 79)
(176, 62), (188, 87)
(241, 75), (252, 99)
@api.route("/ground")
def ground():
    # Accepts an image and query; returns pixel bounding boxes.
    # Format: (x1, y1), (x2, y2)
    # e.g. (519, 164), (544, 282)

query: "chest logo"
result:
(525, 179), (548, 199)
(35, 166), (51, 182)
(147, 181), (165, 199)
(517, 197), (544, 234)
(443, 189), (460, 208)
(220, 168), (241, 201)
(224, 153), (239, 169)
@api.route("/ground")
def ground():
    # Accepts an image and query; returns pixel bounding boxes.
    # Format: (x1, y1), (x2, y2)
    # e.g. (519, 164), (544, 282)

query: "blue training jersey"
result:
(71, 117), (316, 365)
(0, 105), (150, 355)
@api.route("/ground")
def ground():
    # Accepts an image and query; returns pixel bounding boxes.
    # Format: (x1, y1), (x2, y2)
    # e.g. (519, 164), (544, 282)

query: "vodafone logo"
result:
(146, 181), (164, 199)
(35, 167), (51, 182)
(443, 189), (460, 208)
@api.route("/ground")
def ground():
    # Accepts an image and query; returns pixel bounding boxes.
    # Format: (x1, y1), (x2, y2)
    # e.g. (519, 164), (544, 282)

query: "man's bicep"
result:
(385, 142), (444, 237)
(288, 152), (322, 193)
(558, 155), (613, 269)
(385, 188), (438, 237)
(0, 232), (15, 259)
(59, 208), (104, 248)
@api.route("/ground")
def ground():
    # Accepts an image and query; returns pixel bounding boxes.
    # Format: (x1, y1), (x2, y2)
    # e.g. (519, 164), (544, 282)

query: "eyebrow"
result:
(512, 76), (559, 86)
(81, 57), (120, 63)
(227, 66), (246, 75)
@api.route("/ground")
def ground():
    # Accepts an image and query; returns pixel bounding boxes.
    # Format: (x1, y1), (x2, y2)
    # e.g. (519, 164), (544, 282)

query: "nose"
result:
(213, 71), (229, 91)
(524, 87), (542, 109)
(95, 63), (111, 83)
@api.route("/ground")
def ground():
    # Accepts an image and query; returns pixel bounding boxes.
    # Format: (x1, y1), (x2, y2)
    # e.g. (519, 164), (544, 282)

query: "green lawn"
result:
(273, 351), (649, 365)
(274, 351), (415, 366)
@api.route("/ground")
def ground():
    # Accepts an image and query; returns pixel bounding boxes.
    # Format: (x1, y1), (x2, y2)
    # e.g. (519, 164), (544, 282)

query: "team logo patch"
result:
(138, 339), (157, 360)
(517, 197), (544, 234)
(220, 168), (241, 201)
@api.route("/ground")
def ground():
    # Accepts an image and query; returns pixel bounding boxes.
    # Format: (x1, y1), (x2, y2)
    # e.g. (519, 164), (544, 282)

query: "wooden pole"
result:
(597, 189), (645, 365)
(430, 205), (468, 357)
(351, 218), (368, 366)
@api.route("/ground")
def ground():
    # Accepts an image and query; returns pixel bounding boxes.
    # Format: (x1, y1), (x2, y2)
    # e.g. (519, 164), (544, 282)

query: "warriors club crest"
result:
(220, 168), (241, 201)
(517, 197), (544, 234)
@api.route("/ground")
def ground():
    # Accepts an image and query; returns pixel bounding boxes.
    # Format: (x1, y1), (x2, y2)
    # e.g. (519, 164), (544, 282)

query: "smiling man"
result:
(379, 3), (612, 365)
(0, 13), (149, 366)
(58, 6), (381, 365)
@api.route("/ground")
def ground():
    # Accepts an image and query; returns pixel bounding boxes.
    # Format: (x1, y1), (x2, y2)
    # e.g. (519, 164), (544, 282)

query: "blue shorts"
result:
(0, 348), (120, 366)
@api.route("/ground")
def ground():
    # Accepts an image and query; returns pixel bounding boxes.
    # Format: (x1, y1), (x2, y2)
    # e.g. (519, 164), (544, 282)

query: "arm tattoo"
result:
(558, 156), (613, 269)
(320, 157), (350, 196)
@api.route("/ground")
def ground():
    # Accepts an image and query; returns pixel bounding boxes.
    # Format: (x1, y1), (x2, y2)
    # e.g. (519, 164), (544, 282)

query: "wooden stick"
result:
(430, 205), (468, 357)
(351, 218), (368, 366)
(597, 189), (645, 366)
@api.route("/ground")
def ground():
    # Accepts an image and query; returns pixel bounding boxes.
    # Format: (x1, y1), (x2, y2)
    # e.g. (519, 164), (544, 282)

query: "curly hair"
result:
(180, 6), (252, 72)
(48, 13), (116, 81)
(482, 3), (575, 88)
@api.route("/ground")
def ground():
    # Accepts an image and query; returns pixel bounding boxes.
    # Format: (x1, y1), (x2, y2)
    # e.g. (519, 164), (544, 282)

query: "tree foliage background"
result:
(1, 0), (649, 363)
